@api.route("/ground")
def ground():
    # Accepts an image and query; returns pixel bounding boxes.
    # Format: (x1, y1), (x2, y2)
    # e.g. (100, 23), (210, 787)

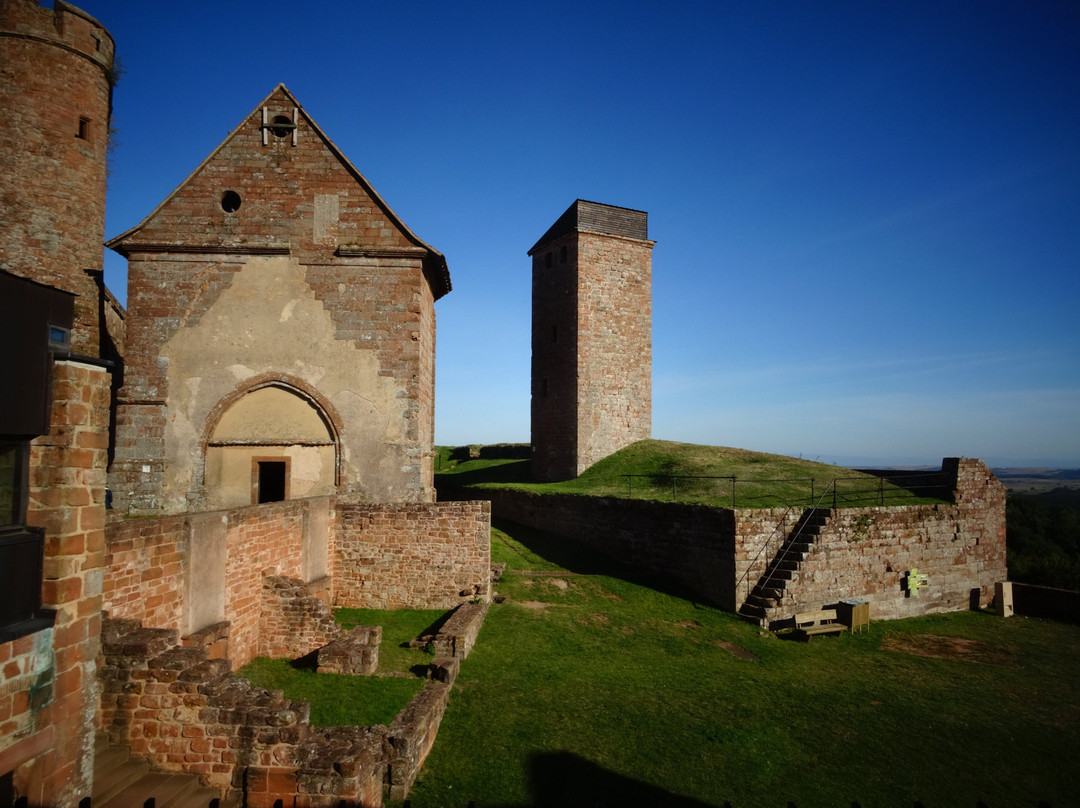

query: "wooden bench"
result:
(793, 609), (846, 641)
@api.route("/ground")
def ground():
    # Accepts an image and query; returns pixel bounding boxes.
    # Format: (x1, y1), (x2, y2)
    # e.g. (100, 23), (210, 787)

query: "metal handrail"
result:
(734, 480), (838, 604)
(754, 485), (837, 599)
(623, 471), (949, 508)
(733, 502), (802, 601)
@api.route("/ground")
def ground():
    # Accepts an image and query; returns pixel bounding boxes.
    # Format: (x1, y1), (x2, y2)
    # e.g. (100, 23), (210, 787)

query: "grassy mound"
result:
(437, 439), (946, 508)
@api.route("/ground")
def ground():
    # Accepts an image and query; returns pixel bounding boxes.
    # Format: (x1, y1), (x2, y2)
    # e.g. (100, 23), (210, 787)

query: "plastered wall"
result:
(108, 85), (446, 514)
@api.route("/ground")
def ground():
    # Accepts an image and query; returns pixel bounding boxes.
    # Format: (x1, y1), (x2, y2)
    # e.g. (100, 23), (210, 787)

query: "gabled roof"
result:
(107, 84), (451, 299)
(528, 199), (650, 255)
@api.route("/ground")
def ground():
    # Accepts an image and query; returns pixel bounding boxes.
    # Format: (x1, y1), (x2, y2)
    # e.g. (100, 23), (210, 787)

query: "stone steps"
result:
(740, 508), (833, 625)
(92, 735), (220, 808)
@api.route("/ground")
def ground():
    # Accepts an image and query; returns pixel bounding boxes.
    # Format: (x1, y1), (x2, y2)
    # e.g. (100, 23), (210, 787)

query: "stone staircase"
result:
(98, 616), (313, 807)
(739, 508), (832, 625)
(92, 734), (220, 808)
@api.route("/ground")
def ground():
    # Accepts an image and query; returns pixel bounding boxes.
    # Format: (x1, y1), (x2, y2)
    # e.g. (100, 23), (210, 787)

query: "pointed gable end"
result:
(107, 84), (450, 299)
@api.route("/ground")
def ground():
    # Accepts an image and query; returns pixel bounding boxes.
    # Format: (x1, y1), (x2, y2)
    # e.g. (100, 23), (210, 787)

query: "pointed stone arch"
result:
(200, 373), (344, 509)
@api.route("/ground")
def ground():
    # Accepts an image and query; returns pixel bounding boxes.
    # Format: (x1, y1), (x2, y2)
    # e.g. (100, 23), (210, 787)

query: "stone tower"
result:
(0, 0), (116, 358)
(529, 200), (654, 481)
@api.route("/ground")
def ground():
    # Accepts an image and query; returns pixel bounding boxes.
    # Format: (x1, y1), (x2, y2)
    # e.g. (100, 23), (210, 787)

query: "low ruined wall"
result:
(104, 497), (333, 669)
(432, 602), (487, 659)
(454, 490), (738, 607)
(258, 576), (340, 660)
(334, 501), (492, 609)
(766, 503), (1006, 621)
(469, 459), (1006, 623)
(99, 617), (322, 806)
(106, 497), (493, 666)
(385, 682), (452, 801)
(104, 513), (188, 631)
(100, 608), (480, 807)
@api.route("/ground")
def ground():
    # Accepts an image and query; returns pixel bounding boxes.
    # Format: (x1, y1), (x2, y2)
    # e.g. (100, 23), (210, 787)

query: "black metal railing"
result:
(623, 470), (950, 509)
(734, 483), (839, 606)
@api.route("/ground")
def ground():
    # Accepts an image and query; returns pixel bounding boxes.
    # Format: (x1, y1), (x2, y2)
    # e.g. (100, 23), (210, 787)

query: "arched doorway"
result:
(203, 382), (339, 509)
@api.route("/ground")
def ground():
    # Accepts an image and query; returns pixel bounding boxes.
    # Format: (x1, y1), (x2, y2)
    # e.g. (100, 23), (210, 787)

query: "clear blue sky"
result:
(88, 0), (1079, 467)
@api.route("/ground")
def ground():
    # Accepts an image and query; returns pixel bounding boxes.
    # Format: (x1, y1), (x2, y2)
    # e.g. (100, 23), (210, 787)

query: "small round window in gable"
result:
(221, 190), (242, 213)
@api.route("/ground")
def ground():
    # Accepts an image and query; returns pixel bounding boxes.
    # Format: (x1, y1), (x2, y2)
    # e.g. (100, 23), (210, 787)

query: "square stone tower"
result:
(529, 200), (654, 481)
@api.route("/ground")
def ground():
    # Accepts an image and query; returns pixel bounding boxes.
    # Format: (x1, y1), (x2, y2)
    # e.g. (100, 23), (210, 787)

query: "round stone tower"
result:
(0, 0), (115, 358)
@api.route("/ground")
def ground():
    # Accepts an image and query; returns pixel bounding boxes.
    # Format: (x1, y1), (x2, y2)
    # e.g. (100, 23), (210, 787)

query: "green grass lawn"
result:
(237, 607), (448, 727)
(402, 520), (1080, 808)
(436, 440), (948, 509)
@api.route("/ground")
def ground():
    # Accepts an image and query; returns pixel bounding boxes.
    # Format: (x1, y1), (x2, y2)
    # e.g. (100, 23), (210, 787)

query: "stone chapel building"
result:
(107, 85), (450, 514)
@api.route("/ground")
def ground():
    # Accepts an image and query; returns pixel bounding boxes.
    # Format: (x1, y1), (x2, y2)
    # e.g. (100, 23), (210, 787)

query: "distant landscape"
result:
(992, 467), (1080, 494)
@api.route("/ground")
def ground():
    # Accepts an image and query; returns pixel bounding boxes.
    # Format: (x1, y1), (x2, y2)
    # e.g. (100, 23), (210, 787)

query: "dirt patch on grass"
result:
(579, 612), (610, 626)
(715, 641), (757, 660)
(678, 620), (700, 629)
(548, 578), (569, 590)
(881, 633), (1020, 667)
(516, 600), (552, 610)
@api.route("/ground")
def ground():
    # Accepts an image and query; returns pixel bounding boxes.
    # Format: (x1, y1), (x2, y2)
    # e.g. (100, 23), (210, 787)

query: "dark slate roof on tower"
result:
(528, 200), (649, 255)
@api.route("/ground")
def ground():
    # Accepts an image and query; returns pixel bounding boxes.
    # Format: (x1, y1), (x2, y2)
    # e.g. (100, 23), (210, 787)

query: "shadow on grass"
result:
(494, 518), (723, 610)
(528, 751), (718, 807)
(414, 609), (455, 641)
(290, 649), (319, 670)
(435, 459), (533, 488)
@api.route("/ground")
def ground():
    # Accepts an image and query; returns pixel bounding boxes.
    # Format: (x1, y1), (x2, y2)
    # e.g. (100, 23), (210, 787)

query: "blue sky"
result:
(88, 0), (1079, 467)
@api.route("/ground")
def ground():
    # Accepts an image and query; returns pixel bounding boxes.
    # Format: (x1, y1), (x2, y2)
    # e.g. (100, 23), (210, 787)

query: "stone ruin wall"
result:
(465, 458), (1006, 621)
(103, 497), (491, 670)
(452, 488), (738, 604)
(99, 497), (491, 804)
(103, 498), (324, 670)
(333, 501), (493, 610)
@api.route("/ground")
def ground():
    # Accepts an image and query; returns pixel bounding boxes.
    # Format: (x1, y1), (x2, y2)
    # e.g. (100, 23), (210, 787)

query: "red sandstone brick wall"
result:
(0, 0), (114, 357)
(104, 499), (317, 670)
(574, 232), (652, 475)
(334, 501), (492, 609)
(103, 514), (187, 630)
(223, 502), (307, 667)
(258, 576), (340, 661)
(1, 360), (111, 806)
(462, 459), (1007, 622)
(104, 496), (492, 667)
(530, 228), (652, 481)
